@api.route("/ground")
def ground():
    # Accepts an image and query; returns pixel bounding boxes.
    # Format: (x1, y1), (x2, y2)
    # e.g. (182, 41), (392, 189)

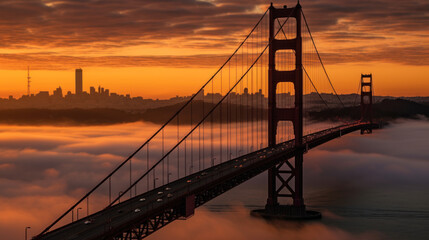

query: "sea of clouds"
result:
(0, 120), (428, 240)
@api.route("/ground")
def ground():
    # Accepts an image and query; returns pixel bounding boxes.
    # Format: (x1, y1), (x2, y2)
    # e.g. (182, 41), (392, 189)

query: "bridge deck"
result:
(36, 122), (377, 240)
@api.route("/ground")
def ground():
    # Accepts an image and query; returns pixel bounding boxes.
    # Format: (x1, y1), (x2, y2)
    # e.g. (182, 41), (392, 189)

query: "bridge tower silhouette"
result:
(361, 74), (373, 134)
(251, 2), (320, 219)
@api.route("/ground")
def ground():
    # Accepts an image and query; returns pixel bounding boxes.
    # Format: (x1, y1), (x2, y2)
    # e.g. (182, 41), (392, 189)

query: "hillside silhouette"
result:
(0, 99), (427, 126)
(307, 98), (429, 121)
(0, 101), (266, 126)
(0, 108), (143, 126)
(141, 100), (266, 124)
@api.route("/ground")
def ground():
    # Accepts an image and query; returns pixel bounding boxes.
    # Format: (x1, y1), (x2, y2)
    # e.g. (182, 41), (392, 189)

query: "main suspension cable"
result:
(301, 9), (345, 108)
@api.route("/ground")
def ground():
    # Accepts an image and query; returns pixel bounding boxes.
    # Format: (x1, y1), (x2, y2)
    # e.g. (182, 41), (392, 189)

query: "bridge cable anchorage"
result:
(108, 8), (296, 208)
(301, 9), (345, 108)
(37, 7), (270, 236)
(276, 18), (330, 109)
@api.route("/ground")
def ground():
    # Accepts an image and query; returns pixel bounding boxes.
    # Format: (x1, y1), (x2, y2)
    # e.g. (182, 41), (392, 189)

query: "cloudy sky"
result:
(0, 0), (428, 98)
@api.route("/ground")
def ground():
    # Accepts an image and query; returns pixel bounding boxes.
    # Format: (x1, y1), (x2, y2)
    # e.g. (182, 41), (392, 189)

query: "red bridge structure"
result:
(34, 3), (380, 240)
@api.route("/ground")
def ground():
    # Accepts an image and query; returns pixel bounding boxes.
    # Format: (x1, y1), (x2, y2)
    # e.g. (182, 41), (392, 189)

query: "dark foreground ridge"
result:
(0, 98), (426, 126)
(308, 98), (429, 122)
(0, 108), (142, 126)
(0, 101), (266, 126)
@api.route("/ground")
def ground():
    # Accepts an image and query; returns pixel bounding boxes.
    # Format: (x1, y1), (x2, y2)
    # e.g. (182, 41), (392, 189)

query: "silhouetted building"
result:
(36, 91), (49, 98)
(90, 86), (96, 95)
(53, 87), (63, 98)
(194, 89), (205, 100)
(75, 68), (83, 95)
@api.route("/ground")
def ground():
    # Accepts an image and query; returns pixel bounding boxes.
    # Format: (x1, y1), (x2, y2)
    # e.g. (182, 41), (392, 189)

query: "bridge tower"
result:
(361, 74), (373, 134)
(253, 3), (320, 219)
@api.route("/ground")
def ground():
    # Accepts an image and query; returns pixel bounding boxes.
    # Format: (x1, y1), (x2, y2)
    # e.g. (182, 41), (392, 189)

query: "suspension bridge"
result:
(34, 3), (379, 240)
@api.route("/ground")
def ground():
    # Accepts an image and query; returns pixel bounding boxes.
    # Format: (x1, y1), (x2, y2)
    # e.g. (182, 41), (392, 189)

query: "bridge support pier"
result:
(251, 3), (320, 220)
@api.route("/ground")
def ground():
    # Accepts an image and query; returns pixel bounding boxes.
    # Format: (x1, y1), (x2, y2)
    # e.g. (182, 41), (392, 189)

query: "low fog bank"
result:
(152, 207), (383, 240)
(0, 120), (428, 239)
(209, 119), (429, 204)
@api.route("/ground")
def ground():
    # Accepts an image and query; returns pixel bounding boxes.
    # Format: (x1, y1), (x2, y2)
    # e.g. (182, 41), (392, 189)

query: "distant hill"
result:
(0, 108), (143, 126)
(0, 99), (426, 126)
(307, 98), (429, 121)
(141, 100), (266, 124)
(0, 101), (266, 126)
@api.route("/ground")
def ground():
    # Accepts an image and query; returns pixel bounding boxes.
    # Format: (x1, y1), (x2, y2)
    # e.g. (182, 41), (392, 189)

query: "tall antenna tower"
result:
(27, 66), (31, 96)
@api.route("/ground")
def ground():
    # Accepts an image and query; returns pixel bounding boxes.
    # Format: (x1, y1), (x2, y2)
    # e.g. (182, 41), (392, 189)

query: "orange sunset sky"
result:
(0, 0), (428, 99)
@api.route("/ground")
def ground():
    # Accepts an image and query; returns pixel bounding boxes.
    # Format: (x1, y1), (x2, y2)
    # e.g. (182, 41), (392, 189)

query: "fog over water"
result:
(0, 120), (428, 240)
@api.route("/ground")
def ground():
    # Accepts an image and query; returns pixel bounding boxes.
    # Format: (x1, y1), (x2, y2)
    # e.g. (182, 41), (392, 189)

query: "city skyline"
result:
(2, 68), (220, 101)
(2, 67), (428, 111)
(2, 68), (125, 99)
(0, 1), (428, 98)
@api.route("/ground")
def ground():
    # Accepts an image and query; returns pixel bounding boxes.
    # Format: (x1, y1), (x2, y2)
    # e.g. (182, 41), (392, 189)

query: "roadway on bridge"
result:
(37, 122), (375, 240)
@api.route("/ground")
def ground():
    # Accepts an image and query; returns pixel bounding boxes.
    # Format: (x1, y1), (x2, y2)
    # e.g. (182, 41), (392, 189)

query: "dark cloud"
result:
(320, 32), (388, 41)
(0, 53), (230, 70)
(302, 0), (429, 32)
(320, 45), (429, 66)
(0, 0), (262, 49)
(0, 0), (428, 68)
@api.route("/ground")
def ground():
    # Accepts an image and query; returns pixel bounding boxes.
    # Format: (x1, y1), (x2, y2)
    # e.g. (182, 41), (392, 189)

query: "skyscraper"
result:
(90, 86), (96, 95)
(75, 68), (83, 95)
